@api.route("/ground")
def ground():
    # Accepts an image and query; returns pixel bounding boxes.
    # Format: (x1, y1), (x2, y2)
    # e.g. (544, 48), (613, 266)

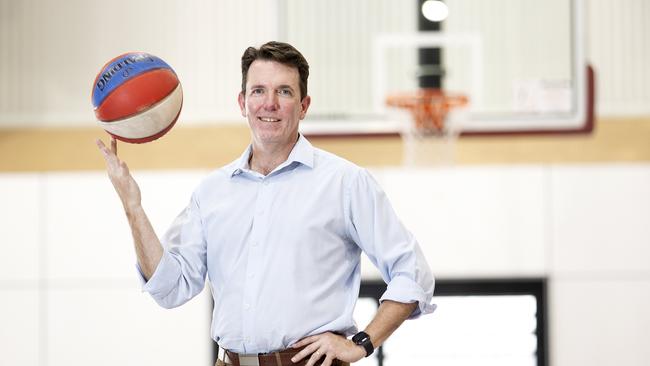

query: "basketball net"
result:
(386, 89), (468, 167)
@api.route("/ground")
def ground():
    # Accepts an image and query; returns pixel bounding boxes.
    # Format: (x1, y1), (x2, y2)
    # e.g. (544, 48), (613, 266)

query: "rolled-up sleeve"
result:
(137, 194), (207, 309)
(346, 169), (436, 318)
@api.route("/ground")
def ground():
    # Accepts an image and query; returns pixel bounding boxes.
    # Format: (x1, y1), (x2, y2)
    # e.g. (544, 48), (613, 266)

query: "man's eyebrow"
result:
(248, 84), (296, 92)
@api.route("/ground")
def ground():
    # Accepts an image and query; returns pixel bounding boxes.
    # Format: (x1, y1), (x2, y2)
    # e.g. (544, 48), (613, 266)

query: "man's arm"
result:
(290, 300), (417, 366)
(96, 138), (162, 279)
(362, 299), (418, 351)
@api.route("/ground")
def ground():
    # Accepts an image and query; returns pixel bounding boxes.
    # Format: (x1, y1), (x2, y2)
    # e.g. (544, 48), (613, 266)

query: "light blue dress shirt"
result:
(140, 135), (435, 353)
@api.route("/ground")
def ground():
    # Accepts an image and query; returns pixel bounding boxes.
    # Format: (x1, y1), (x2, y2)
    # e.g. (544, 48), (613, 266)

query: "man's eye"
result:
(278, 89), (292, 96)
(251, 89), (264, 95)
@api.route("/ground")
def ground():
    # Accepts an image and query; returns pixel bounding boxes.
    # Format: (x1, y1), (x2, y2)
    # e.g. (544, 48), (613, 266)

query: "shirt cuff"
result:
(380, 275), (437, 319)
(135, 251), (181, 298)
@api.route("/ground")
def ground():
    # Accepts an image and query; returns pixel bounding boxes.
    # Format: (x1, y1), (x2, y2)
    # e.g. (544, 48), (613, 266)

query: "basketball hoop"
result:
(386, 88), (469, 166)
(386, 88), (469, 135)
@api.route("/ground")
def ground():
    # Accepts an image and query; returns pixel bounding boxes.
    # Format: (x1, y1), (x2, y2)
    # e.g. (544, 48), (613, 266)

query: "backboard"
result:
(297, 0), (592, 137)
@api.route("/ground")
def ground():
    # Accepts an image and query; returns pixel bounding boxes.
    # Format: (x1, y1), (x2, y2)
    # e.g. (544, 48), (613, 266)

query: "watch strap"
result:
(352, 331), (374, 357)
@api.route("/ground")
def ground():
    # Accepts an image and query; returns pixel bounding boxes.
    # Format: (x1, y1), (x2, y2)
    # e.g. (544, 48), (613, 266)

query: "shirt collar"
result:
(230, 134), (314, 177)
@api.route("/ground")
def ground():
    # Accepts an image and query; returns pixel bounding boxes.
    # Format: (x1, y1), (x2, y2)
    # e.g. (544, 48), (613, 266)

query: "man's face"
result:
(238, 60), (311, 148)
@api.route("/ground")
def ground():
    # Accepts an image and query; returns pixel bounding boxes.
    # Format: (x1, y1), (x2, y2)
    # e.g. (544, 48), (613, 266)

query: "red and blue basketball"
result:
(91, 52), (182, 143)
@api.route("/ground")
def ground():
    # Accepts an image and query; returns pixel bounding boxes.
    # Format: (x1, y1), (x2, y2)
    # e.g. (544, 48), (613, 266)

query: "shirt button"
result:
(263, 180), (270, 186)
(252, 241), (259, 247)
(247, 272), (255, 278)
(244, 303), (250, 310)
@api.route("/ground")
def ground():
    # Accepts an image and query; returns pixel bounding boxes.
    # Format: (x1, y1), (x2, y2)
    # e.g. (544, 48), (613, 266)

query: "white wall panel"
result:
(0, 173), (41, 281)
(587, 0), (650, 116)
(47, 287), (211, 366)
(44, 171), (208, 280)
(44, 172), (135, 280)
(550, 279), (650, 366)
(0, 289), (40, 366)
(550, 165), (650, 273)
(377, 166), (547, 278)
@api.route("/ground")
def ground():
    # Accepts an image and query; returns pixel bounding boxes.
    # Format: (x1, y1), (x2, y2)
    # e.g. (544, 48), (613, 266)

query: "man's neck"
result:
(249, 137), (299, 176)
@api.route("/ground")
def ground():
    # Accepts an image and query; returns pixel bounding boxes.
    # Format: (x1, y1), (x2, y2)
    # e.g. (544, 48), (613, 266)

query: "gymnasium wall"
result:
(2, 144), (649, 366)
(1, 1), (650, 366)
(1, 0), (650, 124)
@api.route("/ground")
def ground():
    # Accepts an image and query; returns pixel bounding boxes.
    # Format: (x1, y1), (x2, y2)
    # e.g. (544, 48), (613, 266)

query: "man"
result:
(97, 41), (435, 366)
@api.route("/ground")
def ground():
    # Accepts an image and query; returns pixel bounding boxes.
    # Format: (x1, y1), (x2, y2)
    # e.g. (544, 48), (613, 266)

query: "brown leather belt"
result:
(217, 345), (346, 366)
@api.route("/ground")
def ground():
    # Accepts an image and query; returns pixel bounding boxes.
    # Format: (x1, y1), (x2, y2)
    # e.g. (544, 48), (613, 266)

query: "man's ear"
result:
(300, 95), (311, 120)
(238, 92), (246, 117)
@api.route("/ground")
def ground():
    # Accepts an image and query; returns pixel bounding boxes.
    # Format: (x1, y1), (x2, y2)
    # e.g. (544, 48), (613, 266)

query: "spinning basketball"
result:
(91, 52), (182, 143)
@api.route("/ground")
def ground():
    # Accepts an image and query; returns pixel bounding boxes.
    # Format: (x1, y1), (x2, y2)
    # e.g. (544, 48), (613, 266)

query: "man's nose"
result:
(263, 92), (279, 110)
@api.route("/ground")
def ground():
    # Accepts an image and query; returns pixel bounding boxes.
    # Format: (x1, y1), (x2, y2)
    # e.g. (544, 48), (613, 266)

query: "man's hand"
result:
(290, 332), (366, 366)
(96, 138), (141, 212)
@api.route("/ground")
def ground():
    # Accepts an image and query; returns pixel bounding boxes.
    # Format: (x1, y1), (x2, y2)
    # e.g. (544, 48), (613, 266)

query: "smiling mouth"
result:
(258, 117), (281, 122)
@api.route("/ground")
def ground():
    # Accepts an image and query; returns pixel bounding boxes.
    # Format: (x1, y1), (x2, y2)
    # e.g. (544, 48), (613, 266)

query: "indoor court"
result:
(1, 1), (649, 365)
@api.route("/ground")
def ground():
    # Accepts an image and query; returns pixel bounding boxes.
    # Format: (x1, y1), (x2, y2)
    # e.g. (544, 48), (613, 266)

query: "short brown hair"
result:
(241, 41), (309, 100)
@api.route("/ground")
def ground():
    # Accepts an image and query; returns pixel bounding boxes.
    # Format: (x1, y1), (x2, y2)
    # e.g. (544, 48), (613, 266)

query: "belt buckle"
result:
(238, 355), (260, 366)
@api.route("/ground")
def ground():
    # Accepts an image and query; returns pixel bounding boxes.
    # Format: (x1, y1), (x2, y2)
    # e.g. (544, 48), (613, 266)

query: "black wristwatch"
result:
(352, 331), (374, 357)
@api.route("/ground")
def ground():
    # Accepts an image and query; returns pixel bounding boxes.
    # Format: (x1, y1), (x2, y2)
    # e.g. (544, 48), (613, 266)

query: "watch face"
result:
(353, 331), (369, 343)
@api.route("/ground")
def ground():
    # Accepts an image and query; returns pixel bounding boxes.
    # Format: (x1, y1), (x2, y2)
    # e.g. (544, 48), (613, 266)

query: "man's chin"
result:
(255, 133), (287, 145)
(253, 129), (299, 144)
